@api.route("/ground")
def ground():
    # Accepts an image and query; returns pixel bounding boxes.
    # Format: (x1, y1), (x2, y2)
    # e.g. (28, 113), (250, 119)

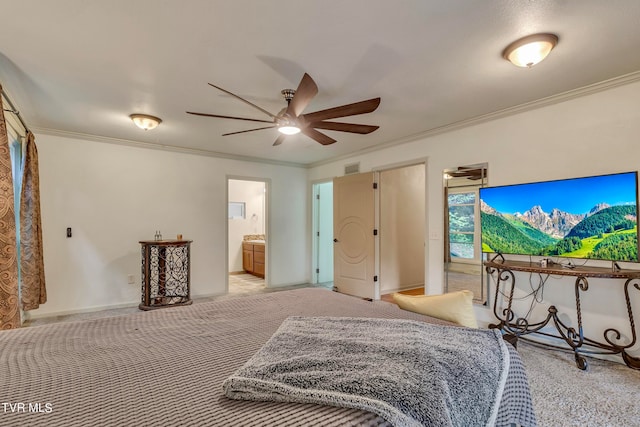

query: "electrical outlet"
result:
(127, 275), (135, 284)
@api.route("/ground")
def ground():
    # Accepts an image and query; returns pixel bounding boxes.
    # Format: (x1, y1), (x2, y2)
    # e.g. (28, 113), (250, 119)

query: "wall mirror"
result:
(443, 163), (488, 305)
(228, 202), (246, 219)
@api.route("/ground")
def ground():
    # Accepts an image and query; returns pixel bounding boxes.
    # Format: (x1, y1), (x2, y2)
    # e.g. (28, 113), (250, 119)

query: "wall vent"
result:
(344, 162), (360, 175)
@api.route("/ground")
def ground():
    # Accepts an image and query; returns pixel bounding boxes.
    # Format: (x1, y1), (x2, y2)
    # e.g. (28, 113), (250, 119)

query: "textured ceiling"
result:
(1, 0), (640, 166)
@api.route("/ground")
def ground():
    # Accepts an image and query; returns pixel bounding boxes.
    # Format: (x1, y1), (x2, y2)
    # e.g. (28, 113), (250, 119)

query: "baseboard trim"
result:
(24, 291), (232, 321)
(24, 301), (140, 321)
(381, 284), (425, 295)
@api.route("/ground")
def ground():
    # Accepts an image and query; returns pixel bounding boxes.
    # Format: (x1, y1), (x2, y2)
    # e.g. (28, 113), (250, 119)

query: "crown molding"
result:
(308, 70), (640, 169)
(30, 127), (307, 168)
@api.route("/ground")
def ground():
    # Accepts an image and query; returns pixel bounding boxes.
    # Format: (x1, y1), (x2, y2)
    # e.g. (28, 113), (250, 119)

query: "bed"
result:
(0, 288), (536, 426)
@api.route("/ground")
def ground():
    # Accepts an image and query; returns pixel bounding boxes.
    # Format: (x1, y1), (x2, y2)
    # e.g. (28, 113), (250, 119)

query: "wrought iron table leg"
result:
(488, 266), (515, 330)
(575, 353), (588, 370)
(573, 277), (588, 370)
(613, 278), (640, 369)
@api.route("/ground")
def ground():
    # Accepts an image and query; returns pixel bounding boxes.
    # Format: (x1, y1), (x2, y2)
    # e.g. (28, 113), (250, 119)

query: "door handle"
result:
(333, 238), (338, 243)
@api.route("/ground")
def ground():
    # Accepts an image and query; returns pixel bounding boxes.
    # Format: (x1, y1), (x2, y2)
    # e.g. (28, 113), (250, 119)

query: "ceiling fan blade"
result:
(273, 135), (286, 146)
(301, 97), (381, 122)
(311, 121), (379, 134)
(286, 73), (318, 118)
(222, 126), (276, 136)
(448, 167), (486, 179)
(187, 111), (273, 124)
(302, 127), (336, 146)
(207, 83), (277, 119)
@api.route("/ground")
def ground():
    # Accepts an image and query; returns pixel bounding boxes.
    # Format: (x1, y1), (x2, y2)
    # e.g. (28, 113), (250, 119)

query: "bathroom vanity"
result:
(243, 240), (265, 278)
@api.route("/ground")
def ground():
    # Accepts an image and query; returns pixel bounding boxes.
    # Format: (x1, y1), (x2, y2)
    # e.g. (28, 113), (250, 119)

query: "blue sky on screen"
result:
(480, 172), (638, 215)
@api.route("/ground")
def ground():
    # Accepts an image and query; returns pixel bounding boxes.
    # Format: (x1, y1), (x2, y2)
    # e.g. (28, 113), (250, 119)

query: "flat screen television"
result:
(479, 171), (639, 262)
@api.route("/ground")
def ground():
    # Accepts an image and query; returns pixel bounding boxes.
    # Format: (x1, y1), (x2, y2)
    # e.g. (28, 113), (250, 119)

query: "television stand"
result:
(484, 258), (640, 370)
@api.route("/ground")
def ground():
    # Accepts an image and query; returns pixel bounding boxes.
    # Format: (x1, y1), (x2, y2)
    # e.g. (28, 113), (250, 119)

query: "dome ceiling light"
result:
(503, 33), (558, 68)
(130, 114), (162, 130)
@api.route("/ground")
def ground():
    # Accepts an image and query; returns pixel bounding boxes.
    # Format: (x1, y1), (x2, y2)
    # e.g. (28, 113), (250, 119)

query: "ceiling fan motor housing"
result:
(281, 89), (296, 103)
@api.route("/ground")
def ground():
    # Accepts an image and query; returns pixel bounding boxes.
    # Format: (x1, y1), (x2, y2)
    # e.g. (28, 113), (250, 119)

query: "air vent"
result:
(344, 162), (360, 175)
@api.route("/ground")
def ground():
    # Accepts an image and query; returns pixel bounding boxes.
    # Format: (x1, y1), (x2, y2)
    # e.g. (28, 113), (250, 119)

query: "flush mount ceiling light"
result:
(503, 33), (558, 68)
(130, 114), (162, 130)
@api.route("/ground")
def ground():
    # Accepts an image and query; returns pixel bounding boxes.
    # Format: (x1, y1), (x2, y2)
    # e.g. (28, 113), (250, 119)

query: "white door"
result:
(333, 172), (375, 299)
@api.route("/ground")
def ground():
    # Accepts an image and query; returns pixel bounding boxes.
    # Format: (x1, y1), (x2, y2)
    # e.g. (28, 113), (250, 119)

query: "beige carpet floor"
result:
(517, 339), (640, 427)
(446, 271), (486, 303)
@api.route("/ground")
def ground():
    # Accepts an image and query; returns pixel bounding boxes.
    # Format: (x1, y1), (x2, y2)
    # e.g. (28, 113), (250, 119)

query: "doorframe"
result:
(311, 179), (333, 285)
(372, 158), (429, 298)
(225, 175), (271, 293)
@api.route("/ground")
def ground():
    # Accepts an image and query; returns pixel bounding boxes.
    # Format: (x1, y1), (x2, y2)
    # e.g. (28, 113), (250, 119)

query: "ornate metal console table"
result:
(139, 240), (193, 310)
(485, 257), (640, 370)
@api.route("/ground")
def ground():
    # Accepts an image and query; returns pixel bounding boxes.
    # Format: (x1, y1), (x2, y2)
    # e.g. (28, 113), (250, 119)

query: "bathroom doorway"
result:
(227, 178), (268, 295)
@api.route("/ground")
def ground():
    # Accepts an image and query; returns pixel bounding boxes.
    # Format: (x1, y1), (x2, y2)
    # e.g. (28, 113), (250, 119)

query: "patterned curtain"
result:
(0, 87), (20, 329)
(20, 131), (46, 310)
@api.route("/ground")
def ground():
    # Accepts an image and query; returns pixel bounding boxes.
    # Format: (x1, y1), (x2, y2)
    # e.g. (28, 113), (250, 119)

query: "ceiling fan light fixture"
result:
(130, 114), (162, 130)
(278, 125), (301, 135)
(503, 33), (558, 68)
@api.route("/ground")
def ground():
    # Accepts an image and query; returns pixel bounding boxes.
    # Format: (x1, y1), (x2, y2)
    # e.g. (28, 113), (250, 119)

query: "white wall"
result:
(31, 134), (308, 317)
(310, 79), (640, 355)
(228, 179), (265, 272)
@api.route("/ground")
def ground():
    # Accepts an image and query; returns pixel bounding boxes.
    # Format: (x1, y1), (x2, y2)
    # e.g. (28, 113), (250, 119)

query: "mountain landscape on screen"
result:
(481, 203), (637, 261)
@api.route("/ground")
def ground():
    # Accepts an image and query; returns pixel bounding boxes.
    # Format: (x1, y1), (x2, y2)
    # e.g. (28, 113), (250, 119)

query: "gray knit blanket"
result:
(223, 316), (510, 427)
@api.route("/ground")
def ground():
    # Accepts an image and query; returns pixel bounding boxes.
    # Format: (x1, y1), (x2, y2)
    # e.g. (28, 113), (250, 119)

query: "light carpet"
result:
(516, 340), (640, 427)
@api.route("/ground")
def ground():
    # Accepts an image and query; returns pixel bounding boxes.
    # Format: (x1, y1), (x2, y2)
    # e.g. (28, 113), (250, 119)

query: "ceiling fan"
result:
(187, 73), (381, 146)
(446, 166), (488, 181)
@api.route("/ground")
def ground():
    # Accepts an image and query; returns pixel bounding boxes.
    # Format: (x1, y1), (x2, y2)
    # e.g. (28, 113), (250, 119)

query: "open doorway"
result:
(228, 178), (267, 296)
(312, 181), (334, 285)
(378, 163), (426, 301)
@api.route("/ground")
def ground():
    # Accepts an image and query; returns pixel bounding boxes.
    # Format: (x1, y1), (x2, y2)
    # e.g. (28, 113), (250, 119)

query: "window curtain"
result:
(0, 87), (20, 329)
(20, 131), (46, 310)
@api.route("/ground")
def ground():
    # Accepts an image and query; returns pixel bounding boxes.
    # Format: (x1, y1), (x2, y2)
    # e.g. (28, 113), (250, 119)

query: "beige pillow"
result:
(392, 290), (478, 328)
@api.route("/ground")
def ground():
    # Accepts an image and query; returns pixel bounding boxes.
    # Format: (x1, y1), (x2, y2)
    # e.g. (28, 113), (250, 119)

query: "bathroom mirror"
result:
(228, 202), (246, 219)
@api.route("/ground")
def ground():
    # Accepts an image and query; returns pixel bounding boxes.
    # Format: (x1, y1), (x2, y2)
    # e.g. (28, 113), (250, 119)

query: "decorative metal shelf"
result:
(139, 240), (192, 310)
(485, 256), (640, 370)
